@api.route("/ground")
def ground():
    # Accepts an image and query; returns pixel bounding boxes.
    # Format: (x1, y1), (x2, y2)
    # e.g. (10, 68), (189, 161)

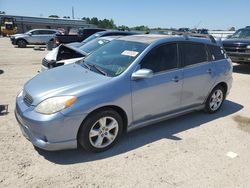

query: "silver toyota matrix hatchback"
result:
(15, 34), (233, 152)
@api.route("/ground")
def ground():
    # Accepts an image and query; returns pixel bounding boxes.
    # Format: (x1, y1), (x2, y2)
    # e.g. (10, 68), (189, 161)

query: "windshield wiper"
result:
(89, 64), (108, 76)
(82, 61), (91, 70)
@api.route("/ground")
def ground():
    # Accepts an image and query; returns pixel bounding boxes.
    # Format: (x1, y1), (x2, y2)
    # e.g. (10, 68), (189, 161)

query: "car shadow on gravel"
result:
(233, 64), (250, 74)
(36, 100), (243, 164)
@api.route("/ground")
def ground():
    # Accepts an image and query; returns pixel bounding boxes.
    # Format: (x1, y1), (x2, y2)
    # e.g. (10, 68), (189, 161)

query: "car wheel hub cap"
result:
(209, 89), (223, 111)
(89, 116), (119, 148)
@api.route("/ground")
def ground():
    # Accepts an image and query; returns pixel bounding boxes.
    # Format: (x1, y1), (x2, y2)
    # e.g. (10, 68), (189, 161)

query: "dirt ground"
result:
(0, 37), (250, 188)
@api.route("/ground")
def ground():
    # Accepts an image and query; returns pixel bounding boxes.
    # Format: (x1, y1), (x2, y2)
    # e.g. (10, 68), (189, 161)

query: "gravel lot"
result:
(0, 37), (250, 188)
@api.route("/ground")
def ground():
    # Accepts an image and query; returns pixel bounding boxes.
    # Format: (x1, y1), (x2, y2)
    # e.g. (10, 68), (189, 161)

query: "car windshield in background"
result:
(231, 29), (250, 39)
(81, 33), (101, 44)
(79, 39), (110, 54)
(81, 40), (148, 77)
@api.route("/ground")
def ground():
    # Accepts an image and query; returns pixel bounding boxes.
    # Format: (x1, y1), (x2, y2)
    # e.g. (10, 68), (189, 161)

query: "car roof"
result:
(117, 34), (217, 45)
(30, 29), (59, 32)
(96, 30), (139, 36)
(99, 36), (123, 41)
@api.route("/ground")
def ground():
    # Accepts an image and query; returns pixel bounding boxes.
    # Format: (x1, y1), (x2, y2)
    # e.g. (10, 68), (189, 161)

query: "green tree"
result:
(90, 17), (99, 25)
(118, 25), (130, 31)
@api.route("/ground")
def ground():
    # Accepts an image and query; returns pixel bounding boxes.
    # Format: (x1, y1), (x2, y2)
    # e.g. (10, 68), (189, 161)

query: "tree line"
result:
(82, 17), (150, 31)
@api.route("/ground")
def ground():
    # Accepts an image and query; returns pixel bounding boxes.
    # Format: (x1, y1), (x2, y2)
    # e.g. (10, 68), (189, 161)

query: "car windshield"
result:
(81, 40), (148, 77)
(81, 33), (101, 44)
(230, 29), (250, 39)
(79, 38), (110, 54)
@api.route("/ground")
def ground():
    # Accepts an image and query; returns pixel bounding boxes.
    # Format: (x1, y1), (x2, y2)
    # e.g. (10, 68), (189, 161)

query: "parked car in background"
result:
(10, 29), (61, 48)
(178, 28), (190, 32)
(54, 28), (106, 45)
(71, 30), (140, 47)
(15, 34), (232, 152)
(197, 29), (209, 35)
(41, 36), (121, 71)
(223, 26), (250, 64)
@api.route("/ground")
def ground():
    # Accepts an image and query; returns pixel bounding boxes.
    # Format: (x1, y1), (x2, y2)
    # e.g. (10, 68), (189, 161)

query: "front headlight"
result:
(246, 45), (250, 49)
(35, 96), (76, 115)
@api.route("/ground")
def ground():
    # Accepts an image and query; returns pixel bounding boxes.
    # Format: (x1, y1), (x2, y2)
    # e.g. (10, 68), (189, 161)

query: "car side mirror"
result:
(27, 33), (32, 36)
(132, 69), (153, 80)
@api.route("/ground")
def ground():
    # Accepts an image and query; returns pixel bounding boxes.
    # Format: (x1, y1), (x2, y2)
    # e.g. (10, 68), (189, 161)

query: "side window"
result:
(40, 30), (54, 35)
(181, 42), (207, 66)
(31, 30), (40, 35)
(141, 43), (178, 73)
(207, 45), (225, 61)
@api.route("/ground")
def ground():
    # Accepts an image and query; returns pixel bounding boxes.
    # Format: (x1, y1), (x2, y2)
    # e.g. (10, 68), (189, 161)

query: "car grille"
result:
(23, 91), (33, 106)
(223, 44), (248, 53)
(42, 58), (49, 67)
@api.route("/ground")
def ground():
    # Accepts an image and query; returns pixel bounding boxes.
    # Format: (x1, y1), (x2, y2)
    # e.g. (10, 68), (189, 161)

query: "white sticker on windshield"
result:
(121, 50), (139, 57)
(98, 40), (104, 45)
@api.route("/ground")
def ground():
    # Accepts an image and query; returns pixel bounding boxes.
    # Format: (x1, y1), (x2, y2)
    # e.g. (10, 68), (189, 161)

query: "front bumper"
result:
(10, 37), (17, 45)
(15, 94), (86, 151)
(227, 52), (250, 63)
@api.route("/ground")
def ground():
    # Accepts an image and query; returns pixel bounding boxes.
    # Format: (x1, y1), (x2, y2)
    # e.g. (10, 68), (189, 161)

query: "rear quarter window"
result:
(207, 45), (226, 61)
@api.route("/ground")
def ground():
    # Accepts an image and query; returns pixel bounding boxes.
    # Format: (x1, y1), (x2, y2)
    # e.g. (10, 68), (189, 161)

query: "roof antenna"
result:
(72, 6), (75, 19)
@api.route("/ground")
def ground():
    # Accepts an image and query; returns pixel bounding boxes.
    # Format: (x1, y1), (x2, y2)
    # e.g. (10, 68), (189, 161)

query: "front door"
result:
(131, 43), (183, 124)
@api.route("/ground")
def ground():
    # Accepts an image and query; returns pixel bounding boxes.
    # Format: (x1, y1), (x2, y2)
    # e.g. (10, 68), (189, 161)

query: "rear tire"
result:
(78, 108), (123, 152)
(17, 39), (27, 48)
(205, 85), (225, 114)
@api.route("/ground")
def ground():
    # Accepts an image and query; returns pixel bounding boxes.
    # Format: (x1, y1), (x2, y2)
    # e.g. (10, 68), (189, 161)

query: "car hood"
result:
(223, 39), (250, 45)
(24, 63), (111, 105)
(45, 44), (86, 62)
(45, 46), (59, 61)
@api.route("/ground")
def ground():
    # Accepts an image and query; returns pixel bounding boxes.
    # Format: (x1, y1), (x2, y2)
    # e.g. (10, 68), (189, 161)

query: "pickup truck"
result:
(54, 28), (105, 45)
(222, 27), (250, 64)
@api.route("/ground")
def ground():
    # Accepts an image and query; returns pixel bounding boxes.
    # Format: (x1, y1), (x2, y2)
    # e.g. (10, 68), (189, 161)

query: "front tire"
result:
(78, 108), (123, 152)
(205, 85), (225, 113)
(17, 39), (27, 48)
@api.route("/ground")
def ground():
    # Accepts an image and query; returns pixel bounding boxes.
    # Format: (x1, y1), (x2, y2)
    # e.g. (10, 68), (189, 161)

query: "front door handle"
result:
(172, 76), (179, 82)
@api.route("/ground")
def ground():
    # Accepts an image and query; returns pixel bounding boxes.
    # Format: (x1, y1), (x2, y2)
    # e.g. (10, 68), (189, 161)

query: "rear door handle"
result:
(172, 76), (179, 82)
(207, 68), (213, 74)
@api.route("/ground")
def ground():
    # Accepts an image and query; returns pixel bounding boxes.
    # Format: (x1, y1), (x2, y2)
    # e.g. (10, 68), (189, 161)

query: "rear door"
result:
(180, 42), (216, 107)
(131, 43), (183, 124)
(39, 30), (56, 43)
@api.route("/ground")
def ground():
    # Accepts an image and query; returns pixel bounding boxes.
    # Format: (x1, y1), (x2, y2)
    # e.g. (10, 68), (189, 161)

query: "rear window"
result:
(207, 45), (226, 61)
(79, 39), (110, 54)
(181, 42), (208, 66)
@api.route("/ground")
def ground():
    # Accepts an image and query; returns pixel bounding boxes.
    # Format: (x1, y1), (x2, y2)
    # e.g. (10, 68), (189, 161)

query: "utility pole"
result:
(72, 6), (75, 19)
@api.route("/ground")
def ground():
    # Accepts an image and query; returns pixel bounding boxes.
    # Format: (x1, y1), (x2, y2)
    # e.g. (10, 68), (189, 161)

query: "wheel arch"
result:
(16, 38), (28, 44)
(214, 82), (228, 95)
(77, 105), (128, 139)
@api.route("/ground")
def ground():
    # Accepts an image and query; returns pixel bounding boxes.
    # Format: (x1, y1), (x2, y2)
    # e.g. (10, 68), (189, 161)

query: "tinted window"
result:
(208, 45), (225, 60)
(31, 30), (40, 35)
(40, 30), (55, 34)
(141, 43), (178, 73)
(181, 42), (207, 66)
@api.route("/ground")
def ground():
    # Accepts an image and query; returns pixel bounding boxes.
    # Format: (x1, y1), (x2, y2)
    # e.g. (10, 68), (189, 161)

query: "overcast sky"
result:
(0, 0), (249, 29)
